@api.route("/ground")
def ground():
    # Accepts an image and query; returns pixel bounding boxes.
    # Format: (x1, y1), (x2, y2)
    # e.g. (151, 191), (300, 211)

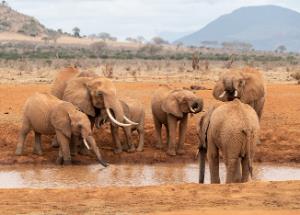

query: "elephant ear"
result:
(62, 77), (96, 117)
(161, 91), (183, 118)
(241, 69), (265, 103)
(50, 103), (72, 138)
(198, 106), (217, 148)
(212, 78), (227, 102)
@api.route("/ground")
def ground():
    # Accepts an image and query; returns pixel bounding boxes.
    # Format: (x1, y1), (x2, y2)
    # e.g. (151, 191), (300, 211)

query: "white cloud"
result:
(6, 0), (300, 41)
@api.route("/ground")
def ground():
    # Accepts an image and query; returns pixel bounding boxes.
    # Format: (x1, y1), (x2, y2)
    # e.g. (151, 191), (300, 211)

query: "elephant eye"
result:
(96, 91), (103, 97)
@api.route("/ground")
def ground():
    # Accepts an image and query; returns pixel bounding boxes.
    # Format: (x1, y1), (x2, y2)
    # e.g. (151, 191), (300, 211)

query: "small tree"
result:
(152, 36), (169, 45)
(291, 72), (300, 84)
(90, 41), (107, 57)
(72, 27), (80, 38)
(276, 45), (287, 53)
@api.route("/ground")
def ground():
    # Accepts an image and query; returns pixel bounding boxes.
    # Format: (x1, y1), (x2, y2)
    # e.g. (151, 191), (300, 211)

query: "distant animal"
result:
(151, 86), (203, 156)
(96, 98), (145, 153)
(15, 93), (107, 167)
(197, 99), (260, 184)
(213, 67), (265, 119)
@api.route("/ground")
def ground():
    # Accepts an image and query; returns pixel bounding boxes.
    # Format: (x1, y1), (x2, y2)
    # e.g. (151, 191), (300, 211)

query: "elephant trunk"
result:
(188, 99), (203, 114)
(86, 136), (108, 167)
(199, 146), (207, 184)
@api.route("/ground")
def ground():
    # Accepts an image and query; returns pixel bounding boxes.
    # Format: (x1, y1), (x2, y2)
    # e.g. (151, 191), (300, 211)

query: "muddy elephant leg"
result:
(56, 131), (71, 165)
(51, 135), (59, 148)
(226, 158), (241, 183)
(177, 114), (188, 155)
(208, 143), (220, 184)
(70, 135), (79, 156)
(56, 147), (63, 165)
(111, 124), (123, 154)
(165, 124), (170, 148)
(33, 132), (43, 155)
(136, 125), (145, 152)
(241, 157), (250, 182)
(166, 114), (177, 156)
(154, 117), (163, 149)
(125, 127), (135, 153)
(15, 118), (31, 155)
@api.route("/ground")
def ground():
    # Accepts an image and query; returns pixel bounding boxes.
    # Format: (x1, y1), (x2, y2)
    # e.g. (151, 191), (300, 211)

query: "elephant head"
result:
(50, 103), (108, 167)
(62, 77), (132, 128)
(162, 89), (203, 118)
(213, 68), (265, 104)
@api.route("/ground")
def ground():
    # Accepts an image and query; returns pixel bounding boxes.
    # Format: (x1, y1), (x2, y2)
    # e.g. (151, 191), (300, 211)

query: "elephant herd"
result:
(15, 66), (265, 184)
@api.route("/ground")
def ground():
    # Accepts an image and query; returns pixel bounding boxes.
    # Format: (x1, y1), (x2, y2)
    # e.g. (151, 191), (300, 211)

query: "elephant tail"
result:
(198, 145), (207, 184)
(241, 128), (253, 177)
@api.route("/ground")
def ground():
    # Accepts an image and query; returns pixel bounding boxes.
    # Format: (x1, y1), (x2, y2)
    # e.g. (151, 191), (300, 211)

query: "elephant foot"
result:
(15, 147), (23, 156)
(33, 148), (43, 156)
(176, 148), (185, 155)
(122, 143), (129, 151)
(127, 146), (136, 153)
(114, 148), (123, 154)
(63, 159), (72, 165)
(51, 138), (59, 148)
(166, 149), (176, 156)
(56, 157), (63, 165)
(155, 143), (163, 149)
(136, 146), (144, 152)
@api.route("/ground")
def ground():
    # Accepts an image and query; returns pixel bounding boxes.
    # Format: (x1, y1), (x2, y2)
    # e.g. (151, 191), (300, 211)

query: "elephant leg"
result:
(136, 125), (145, 152)
(51, 135), (59, 148)
(165, 124), (170, 147)
(177, 114), (188, 155)
(15, 118), (31, 155)
(226, 158), (241, 183)
(208, 143), (220, 184)
(154, 117), (163, 149)
(56, 147), (63, 165)
(56, 131), (72, 165)
(33, 132), (43, 155)
(70, 135), (79, 156)
(111, 124), (123, 154)
(125, 127), (135, 153)
(241, 157), (250, 182)
(166, 114), (177, 156)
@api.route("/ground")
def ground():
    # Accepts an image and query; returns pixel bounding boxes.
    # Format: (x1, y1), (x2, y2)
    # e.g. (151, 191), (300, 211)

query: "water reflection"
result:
(0, 163), (298, 188)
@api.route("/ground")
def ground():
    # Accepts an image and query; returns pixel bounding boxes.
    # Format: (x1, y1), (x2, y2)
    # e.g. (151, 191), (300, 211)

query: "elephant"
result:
(212, 67), (265, 119)
(96, 98), (145, 153)
(197, 99), (260, 184)
(151, 86), (203, 156)
(15, 93), (107, 167)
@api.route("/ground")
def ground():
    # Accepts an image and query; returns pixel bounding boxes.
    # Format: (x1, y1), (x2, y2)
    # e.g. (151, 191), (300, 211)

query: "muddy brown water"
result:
(0, 163), (299, 188)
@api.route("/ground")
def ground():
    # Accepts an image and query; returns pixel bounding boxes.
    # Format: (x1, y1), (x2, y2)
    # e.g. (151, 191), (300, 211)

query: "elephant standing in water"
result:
(151, 86), (203, 156)
(15, 93), (107, 166)
(197, 99), (260, 184)
(213, 67), (265, 119)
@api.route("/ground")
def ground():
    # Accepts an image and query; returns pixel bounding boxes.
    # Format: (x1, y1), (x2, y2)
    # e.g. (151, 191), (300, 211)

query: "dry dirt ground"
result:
(0, 81), (299, 214)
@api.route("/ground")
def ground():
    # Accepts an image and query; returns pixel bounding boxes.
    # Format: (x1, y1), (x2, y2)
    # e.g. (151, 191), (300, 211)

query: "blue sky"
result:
(6, 0), (300, 41)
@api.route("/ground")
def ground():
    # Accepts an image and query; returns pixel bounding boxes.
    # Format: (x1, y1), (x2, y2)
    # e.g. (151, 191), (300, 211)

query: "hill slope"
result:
(0, 4), (48, 36)
(177, 5), (300, 51)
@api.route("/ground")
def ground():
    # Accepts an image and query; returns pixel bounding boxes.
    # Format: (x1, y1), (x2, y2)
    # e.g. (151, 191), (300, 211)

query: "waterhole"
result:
(0, 163), (298, 188)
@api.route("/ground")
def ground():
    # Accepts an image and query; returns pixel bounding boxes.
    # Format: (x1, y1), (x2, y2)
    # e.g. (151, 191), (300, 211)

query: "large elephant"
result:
(213, 67), (265, 119)
(197, 99), (260, 184)
(151, 86), (203, 156)
(96, 98), (145, 153)
(51, 67), (133, 129)
(15, 93), (107, 166)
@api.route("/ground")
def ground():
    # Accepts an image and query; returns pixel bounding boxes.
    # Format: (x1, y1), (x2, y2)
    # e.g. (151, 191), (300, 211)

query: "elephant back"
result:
(51, 66), (80, 99)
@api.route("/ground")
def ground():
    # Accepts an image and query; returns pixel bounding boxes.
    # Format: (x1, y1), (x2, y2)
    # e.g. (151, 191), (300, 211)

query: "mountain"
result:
(0, 4), (49, 36)
(176, 5), (300, 51)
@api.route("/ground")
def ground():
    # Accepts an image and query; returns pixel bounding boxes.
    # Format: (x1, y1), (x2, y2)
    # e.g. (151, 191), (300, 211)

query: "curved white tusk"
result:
(234, 90), (238, 97)
(189, 106), (196, 113)
(83, 138), (91, 150)
(106, 108), (132, 127)
(219, 91), (226, 98)
(123, 115), (139, 125)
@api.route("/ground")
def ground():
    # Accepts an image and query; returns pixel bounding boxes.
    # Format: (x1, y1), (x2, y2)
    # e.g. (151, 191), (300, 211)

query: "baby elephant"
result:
(151, 86), (203, 156)
(96, 99), (145, 153)
(15, 93), (107, 167)
(197, 99), (260, 184)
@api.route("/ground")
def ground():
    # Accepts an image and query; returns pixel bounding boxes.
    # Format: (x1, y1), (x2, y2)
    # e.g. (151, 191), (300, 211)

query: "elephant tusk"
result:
(234, 90), (238, 97)
(124, 115), (139, 125)
(106, 108), (132, 127)
(189, 106), (196, 113)
(83, 138), (91, 150)
(219, 91), (226, 98)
